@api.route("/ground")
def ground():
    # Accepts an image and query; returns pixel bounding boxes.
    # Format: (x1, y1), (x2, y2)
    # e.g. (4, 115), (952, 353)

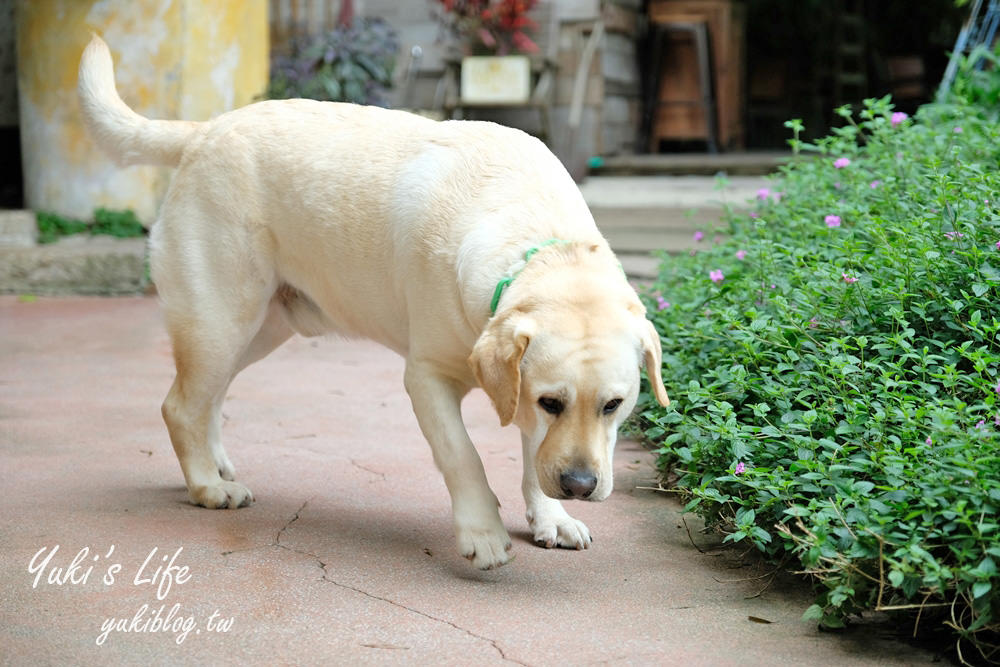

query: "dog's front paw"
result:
(189, 480), (254, 509)
(215, 452), (236, 482)
(527, 507), (592, 550)
(456, 522), (513, 570)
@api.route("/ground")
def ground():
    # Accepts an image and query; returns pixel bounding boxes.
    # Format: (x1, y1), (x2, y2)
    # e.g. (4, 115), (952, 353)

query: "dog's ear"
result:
(469, 313), (535, 426)
(638, 318), (671, 407)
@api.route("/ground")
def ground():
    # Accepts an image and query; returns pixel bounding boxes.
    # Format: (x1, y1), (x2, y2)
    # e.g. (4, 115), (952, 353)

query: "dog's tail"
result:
(77, 34), (200, 167)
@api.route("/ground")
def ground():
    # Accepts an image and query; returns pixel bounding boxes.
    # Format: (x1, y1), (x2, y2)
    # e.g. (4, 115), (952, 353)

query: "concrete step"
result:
(579, 175), (767, 209)
(0, 210), (38, 248)
(590, 151), (793, 177)
(582, 175), (765, 280)
(0, 234), (147, 296)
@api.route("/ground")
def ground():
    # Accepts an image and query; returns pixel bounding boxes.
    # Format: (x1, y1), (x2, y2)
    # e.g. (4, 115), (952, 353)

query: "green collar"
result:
(490, 239), (570, 315)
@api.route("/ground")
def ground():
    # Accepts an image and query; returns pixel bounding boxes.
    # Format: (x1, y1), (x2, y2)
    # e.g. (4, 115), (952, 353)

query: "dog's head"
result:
(469, 250), (670, 502)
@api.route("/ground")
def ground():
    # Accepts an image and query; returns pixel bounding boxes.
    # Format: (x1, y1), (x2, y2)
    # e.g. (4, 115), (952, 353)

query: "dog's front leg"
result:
(404, 361), (512, 569)
(521, 433), (592, 550)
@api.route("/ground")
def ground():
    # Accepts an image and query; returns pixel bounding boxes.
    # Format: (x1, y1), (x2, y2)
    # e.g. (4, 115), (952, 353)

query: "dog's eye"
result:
(538, 397), (564, 415)
(603, 398), (623, 415)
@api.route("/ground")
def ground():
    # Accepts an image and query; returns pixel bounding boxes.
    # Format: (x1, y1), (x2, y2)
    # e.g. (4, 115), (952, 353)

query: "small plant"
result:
(36, 212), (88, 244)
(634, 91), (1000, 662)
(433, 0), (540, 56)
(36, 208), (145, 244)
(92, 208), (145, 238)
(267, 18), (399, 106)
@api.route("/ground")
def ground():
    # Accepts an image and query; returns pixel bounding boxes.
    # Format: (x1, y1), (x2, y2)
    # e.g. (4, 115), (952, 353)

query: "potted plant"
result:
(434, 0), (541, 105)
(267, 7), (399, 107)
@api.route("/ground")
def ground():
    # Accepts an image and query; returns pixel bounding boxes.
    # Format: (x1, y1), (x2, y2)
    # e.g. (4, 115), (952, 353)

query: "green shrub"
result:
(36, 212), (88, 244)
(635, 94), (1000, 661)
(37, 208), (145, 244)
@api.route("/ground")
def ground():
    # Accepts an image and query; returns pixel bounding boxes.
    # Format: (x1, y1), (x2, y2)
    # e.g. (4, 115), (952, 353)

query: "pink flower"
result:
(995, 240), (999, 251)
(870, 180), (882, 189)
(842, 273), (858, 284)
(825, 215), (842, 228)
(736, 249), (747, 260)
(925, 436), (932, 445)
(693, 231), (704, 242)
(834, 157), (850, 169)
(734, 462), (746, 475)
(976, 420), (986, 429)
(770, 284), (776, 289)
(834, 182), (842, 190)
(944, 231), (965, 240)
(749, 211), (760, 219)
(995, 415), (1000, 426)
(808, 317), (818, 328)
(756, 188), (771, 201)
(954, 127), (963, 134)
(709, 269), (724, 284)
(656, 296), (670, 311)
(994, 380), (1000, 395)
(890, 111), (908, 127)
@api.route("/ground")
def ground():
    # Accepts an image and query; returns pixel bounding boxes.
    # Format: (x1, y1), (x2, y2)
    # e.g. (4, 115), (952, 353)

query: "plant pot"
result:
(460, 55), (531, 105)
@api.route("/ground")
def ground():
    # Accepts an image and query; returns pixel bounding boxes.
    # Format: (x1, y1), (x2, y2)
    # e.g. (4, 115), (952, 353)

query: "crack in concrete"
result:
(275, 499), (310, 546)
(220, 498), (311, 557)
(310, 556), (529, 666)
(223, 500), (528, 665)
(349, 458), (386, 480)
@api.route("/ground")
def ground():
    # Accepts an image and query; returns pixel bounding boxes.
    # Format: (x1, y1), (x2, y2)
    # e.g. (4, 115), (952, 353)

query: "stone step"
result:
(589, 151), (793, 177)
(0, 235), (147, 296)
(0, 210), (38, 248)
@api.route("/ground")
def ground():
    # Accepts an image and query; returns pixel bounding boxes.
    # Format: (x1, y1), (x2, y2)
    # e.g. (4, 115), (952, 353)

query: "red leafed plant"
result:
(435, 0), (540, 56)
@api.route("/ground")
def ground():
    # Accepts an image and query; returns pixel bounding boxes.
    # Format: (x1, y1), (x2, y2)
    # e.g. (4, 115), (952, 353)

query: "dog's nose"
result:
(560, 470), (597, 498)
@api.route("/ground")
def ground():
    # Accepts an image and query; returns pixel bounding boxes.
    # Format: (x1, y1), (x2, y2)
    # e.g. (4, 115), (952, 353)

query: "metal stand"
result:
(937, 0), (1000, 101)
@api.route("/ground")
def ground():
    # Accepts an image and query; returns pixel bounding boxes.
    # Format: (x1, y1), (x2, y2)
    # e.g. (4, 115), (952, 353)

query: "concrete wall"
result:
(16, 0), (268, 223)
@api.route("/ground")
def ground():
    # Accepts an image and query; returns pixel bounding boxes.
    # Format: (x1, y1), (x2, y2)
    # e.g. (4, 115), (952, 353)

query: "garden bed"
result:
(635, 78), (1000, 663)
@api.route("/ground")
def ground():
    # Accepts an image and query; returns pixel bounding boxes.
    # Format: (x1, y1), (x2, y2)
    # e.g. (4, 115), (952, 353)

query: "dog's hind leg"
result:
(208, 298), (295, 481)
(158, 243), (284, 509)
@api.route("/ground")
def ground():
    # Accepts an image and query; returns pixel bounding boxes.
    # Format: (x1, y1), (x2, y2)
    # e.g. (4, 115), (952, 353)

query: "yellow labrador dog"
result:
(78, 35), (670, 569)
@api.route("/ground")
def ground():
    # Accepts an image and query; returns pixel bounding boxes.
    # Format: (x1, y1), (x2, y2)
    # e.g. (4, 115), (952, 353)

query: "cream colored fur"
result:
(78, 35), (670, 570)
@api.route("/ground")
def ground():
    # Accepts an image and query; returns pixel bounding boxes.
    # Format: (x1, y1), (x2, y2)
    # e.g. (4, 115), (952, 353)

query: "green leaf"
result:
(802, 604), (824, 621)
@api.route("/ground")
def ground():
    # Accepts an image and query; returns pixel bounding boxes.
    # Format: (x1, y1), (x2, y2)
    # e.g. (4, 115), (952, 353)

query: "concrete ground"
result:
(1, 296), (937, 666)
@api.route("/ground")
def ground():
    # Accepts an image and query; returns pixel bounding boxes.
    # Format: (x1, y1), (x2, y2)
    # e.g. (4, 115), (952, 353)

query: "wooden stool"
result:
(643, 20), (719, 153)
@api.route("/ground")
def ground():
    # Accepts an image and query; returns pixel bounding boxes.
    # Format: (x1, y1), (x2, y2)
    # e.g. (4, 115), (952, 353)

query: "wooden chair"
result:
(436, 2), (559, 144)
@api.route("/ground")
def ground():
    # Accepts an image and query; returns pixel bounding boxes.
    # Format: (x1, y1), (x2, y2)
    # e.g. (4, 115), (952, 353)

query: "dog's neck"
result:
(490, 239), (572, 315)
(488, 240), (625, 317)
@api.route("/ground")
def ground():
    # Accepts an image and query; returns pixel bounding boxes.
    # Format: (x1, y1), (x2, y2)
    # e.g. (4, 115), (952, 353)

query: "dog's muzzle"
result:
(559, 469), (598, 499)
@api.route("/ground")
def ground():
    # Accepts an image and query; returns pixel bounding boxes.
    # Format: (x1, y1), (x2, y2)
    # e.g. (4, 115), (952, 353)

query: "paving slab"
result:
(0, 297), (936, 666)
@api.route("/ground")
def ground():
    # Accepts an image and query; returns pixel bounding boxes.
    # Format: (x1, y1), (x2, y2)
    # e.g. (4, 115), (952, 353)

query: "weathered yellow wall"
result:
(16, 0), (268, 223)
